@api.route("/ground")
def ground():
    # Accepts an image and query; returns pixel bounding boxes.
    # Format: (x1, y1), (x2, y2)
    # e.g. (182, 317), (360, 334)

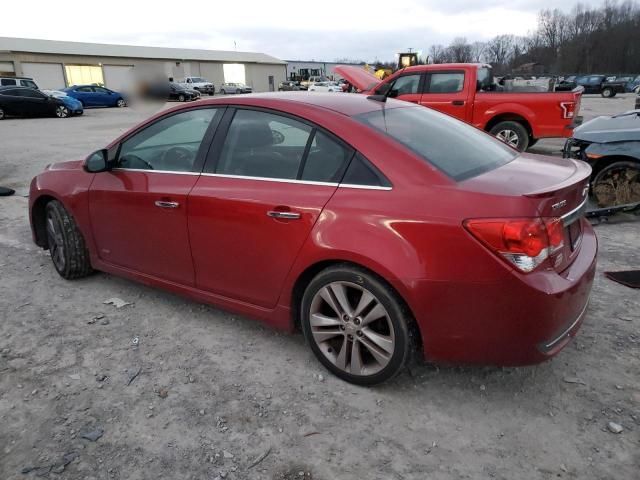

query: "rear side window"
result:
(427, 72), (464, 93)
(301, 131), (353, 183)
(342, 153), (391, 187)
(1, 79), (17, 86)
(355, 106), (516, 182)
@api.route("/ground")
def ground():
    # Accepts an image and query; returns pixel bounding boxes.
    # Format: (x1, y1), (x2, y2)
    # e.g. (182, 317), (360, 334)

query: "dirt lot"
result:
(1, 94), (638, 480)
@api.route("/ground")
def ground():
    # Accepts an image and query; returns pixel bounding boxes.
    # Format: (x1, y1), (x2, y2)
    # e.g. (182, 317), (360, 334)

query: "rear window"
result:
(355, 106), (517, 181)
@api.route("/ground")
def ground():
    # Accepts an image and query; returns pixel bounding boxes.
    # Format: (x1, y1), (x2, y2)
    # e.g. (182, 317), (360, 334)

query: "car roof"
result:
(0, 85), (37, 90)
(398, 63), (490, 74)
(189, 91), (412, 117)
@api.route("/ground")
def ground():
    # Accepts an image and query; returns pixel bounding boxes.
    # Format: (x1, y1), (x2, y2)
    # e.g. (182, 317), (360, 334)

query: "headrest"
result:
(236, 119), (274, 149)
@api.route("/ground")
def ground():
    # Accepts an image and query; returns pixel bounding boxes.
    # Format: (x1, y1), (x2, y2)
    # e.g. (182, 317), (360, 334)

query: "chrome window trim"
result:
(339, 183), (393, 191)
(200, 172), (338, 187)
(111, 168), (199, 176)
(109, 169), (393, 190)
(561, 197), (588, 226)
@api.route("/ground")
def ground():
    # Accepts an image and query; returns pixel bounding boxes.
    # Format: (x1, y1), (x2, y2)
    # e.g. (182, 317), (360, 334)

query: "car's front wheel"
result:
(301, 265), (415, 385)
(178, 94), (185, 102)
(55, 106), (69, 118)
(601, 87), (614, 98)
(0, 107), (5, 120)
(44, 200), (93, 279)
(116, 98), (127, 107)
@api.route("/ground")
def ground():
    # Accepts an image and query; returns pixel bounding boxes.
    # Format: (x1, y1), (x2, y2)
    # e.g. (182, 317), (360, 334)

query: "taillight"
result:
(464, 218), (564, 273)
(560, 101), (575, 119)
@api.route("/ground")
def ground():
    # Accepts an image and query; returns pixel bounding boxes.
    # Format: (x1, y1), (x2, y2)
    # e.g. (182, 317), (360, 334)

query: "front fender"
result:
(29, 166), (95, 254)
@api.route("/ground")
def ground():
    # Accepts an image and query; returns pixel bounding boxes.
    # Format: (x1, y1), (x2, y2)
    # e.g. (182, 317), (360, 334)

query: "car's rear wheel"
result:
(592, 160), (640, 207)
(44, 200), (93, 279)
(116, 98), (126, 107)
(301, 265), (415, 385)
(601, 87), (614, 98)
(55, 106), (69, 118)
(490, 121), (529, 151)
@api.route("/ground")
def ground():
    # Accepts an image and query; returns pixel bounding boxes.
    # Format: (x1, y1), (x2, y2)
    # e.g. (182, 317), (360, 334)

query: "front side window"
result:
(356, 106), (516, 182)
(389, 74), (421, 96)
(216, 109), (312, 179)
(118, 108), (218, 172)
(427, 72), (464, 93)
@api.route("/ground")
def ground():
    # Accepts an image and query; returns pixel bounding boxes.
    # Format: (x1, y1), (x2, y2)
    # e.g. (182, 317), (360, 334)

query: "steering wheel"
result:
(119, 154), (154, 170)
(161, 146), (194, 169)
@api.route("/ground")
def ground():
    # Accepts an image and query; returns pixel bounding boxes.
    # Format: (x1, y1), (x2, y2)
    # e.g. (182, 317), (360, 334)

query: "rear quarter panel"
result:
(473, 91), (580, 138)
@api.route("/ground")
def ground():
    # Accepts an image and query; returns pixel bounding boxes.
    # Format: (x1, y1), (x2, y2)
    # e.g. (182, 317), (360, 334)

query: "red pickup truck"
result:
(336, 63), (583, 151)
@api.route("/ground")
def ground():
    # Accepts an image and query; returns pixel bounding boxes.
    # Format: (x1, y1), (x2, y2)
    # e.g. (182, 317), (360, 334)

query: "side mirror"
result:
(84, 149), (110, 173)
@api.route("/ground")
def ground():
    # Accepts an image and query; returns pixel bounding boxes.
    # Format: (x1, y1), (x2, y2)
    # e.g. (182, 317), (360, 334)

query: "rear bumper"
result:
(410, 220), (597, 366)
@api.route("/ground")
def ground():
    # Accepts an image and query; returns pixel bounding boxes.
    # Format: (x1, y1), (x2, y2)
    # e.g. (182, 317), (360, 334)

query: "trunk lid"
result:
(334, 65), (382, 93)
(463, 154), (591, 272)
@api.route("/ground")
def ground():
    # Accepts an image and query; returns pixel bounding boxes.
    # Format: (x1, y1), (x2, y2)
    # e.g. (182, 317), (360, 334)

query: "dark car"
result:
(563, 110), (640, 207)
(145, 83), (200, 102)
(0, 86), (71, 119)
(574, 75), (627, 98)
(278, 81), (300, 91)
(63, 85), (127, 108)
(555, 75), (577, 91)
(28, 93), (596, 385)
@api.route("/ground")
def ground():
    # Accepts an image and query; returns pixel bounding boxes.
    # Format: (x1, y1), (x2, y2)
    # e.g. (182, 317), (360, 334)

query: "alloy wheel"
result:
(117, 99), (126, 107)
(308, 281), (395, 376)
(495, 129), (519, 148)
(0, 107), (4, 120)
(56, 106), (69, 118)
(46, 211), (66, 271)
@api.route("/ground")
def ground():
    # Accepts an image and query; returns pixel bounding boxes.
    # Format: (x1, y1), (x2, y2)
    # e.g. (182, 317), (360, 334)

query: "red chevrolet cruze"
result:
(29, 93), (597, 385)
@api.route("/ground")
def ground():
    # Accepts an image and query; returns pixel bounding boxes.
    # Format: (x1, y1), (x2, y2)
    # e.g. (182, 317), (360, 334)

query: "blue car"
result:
(42, 90), (84, 116)
(62, 85), (127, 108)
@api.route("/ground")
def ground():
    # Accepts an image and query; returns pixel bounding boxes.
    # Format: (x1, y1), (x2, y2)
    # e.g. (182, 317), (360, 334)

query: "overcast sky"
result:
(3, 0), (603, 61)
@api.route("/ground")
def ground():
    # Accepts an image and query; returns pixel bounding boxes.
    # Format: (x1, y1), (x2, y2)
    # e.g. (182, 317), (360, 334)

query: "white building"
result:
(0, 37), (287, 92)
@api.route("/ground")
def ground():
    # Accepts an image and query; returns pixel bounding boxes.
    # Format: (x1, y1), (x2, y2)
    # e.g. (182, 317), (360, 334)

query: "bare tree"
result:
(486, 35), (515, 67)
(446, 37), (473, 63)
(470, 41), (486, 63)
(428, 44), (447, 64)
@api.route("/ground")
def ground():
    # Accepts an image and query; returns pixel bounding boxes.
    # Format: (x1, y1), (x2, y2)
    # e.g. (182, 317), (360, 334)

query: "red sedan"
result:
(29, 93), (597, 385)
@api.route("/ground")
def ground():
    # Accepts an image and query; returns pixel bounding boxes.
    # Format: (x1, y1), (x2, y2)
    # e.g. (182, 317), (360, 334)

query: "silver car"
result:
(219, 83), (253, 94)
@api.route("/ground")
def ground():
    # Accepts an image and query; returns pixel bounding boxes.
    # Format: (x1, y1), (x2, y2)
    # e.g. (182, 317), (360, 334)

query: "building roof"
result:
(0, 37), (286, 65)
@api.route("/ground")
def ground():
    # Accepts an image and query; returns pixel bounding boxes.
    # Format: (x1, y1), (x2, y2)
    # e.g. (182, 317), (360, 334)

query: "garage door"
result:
(21, 63), (65, 90)
(103, 65), (133, 92)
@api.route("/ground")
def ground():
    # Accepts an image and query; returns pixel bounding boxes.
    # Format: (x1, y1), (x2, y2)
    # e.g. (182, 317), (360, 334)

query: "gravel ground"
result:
(1, 94), (639, 480)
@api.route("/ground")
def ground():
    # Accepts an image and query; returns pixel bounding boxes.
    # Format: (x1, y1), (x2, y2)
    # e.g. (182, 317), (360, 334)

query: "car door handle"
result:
(267, 210), (301, 219)
(452, 100), (465, 106)
(155, 200), (179, 209)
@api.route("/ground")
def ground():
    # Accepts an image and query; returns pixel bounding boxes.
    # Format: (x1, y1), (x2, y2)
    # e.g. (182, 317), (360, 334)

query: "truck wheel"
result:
(601, 87), (614, 98)
(592, 161), (640, 207)
(178, 94), (185, 102)
(489, 121), (529, 151)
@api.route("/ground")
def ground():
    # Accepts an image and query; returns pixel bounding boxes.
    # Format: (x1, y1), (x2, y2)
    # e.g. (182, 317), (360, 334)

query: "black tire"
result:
(489, 121), (529, 151)
(601, 87), (613, 98)
(528, 137), (539, 148)
(0, 107), (5, 120)
(44, 200), (93, 279)
(178, 94), (185, 102)
(220, 89), (225, 95)
(236, 89), (241, 94)
(116, 98), (126, 108)
(300, 264), (416, 385)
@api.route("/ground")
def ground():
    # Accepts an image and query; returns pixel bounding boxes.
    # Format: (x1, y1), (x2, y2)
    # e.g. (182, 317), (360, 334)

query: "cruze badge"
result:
(552, 200), (567, 210)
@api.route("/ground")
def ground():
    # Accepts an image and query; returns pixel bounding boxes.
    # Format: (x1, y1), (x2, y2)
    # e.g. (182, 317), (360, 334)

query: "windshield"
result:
(355, 106), (517, 181)
(190, 77), (205, 83)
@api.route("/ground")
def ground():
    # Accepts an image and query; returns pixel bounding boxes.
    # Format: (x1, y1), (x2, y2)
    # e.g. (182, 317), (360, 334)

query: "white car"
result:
(308, 82), (343, 92)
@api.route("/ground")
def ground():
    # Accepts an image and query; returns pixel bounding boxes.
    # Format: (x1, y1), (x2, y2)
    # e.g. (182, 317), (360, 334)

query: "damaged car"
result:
(564, 109), (640, 207)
